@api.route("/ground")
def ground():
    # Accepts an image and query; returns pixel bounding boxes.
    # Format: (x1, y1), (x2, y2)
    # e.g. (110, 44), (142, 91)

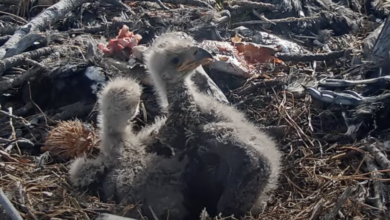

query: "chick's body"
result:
(144, 32), (282, 218)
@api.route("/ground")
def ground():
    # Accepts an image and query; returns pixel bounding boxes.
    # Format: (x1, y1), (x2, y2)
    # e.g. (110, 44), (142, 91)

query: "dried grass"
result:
(0, 159), (113, 219)
(1, 83), (387, 219)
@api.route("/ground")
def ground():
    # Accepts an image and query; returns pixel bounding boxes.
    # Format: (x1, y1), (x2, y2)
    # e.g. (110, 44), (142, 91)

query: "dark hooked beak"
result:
(177, 47), (214, 72)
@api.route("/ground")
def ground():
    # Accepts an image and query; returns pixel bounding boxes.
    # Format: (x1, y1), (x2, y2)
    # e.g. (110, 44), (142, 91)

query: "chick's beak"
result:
(177, 47), (214, 72)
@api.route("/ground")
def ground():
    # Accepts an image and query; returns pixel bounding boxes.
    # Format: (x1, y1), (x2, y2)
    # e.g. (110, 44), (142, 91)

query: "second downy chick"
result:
(69, 77), (189, 220)
(69, 77), (142, 194)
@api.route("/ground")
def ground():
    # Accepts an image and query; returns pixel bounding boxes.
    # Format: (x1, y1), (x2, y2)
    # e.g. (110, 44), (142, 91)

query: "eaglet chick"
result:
(68, 77), (142, 191)
(143, 32), (282, 218)
(69, 77), (189, 220)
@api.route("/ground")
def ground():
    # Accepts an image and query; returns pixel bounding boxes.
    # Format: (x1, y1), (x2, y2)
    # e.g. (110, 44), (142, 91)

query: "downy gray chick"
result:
(69, 77), (189, 220)
(69, 77), (142, 191)
(143, 32), (282, 218)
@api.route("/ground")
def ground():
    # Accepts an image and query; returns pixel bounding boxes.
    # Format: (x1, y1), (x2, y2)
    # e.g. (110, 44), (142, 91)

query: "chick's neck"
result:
(161, 77), (201, 151)
(165, 77), (197, 117)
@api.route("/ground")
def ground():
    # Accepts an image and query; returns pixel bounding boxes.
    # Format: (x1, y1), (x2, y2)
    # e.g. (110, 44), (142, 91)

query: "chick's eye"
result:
(171, 57), (180, 65)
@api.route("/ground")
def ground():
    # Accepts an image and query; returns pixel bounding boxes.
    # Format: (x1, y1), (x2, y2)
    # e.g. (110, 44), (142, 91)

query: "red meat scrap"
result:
(98, 25), (142, 55)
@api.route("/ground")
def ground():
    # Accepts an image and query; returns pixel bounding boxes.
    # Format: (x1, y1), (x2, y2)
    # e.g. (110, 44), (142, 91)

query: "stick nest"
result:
(0, 0), (389, 219)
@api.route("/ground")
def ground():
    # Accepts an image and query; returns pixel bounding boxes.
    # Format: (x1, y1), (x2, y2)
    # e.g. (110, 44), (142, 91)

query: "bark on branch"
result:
(0, 46), (68, 76)
(0, 0), (91, 59)
(372, 14), (390, 61)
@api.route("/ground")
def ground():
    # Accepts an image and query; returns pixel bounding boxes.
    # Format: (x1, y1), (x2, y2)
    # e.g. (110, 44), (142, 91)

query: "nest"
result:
(0, 159), (112, 219)
(0, 0), (390, 219)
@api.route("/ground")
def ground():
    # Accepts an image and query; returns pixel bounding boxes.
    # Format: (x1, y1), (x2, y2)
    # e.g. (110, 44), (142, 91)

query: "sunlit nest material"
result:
(42, 120), (100, 161)
(200, 39), (284, 78)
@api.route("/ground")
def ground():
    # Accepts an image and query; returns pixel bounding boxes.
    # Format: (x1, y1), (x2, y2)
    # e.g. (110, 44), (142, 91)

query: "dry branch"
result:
(0, 188), (23, 220)
(3, 33), (47, 58)
(156, 0), (214, 9)
(97, 213), (137, 220)
(233, 15), (320, 26)
(51, 101), (95, 120)
(0, 45), (68, 75)
(0, 150), (20, 162)
(276, 49), (354, 62)
(364, 156), (385, 211)
(3, 139), (35, 152)
(0, 35), (11, 44)
(309, 199), (325, 220)
(0, 0), (20, 4)
(324, 186), (353, 220)
(0, 26), (17, 36)
(0, 68), (46, 93)
(0, 109), (31, 126)
(0, 0), (92, 59)
(372, 13), (390, 60)
(228, 0), (275, 11)
(67, 20), (134, 35)
(366, 144), (390, 176)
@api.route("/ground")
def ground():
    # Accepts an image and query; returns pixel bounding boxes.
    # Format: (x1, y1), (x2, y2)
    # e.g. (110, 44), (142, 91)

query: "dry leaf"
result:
(231, 34), (242, 43)
(234, 42), (283, 64)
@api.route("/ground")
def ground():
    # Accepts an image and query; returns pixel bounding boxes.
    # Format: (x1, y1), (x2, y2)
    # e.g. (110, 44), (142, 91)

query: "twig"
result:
(0, 188), (23, 220)
(148, 206), (159, 220)
(252, 9), (276, 25)
(111, 0), (136, 15)
(0, 109), (31, 126)
(96, 213), (138, 220)
(200, 208), (209, 220)
(273, 89), (314, 148)
(364, 155), (385, 211)
(324, 186), (353, 220)
(233, 15), (319, 26)
(7, 107), (21, 155)
(234, 79), (284, 96)
(0, 149), (19, 162)
(0, 0), (92, 59)
(36, 151), (51, 168)
(0, 45), (67, 75)
(16, 181), (38, 220)
(366, 143), (390, 176)
(160, 0), (214, 9)
(251, 9), (265, 21)
(3, 139), (35, 152)
(0, 10), (27, 24)
(318, 75), (390, 87)
(372, 13), (390, 60)
(228, 0), (275, 11)
(0, 26), (17, 36)
(0, 35), (11, 44)
(0, 137), (9, 142)
(0, 16), (25, 26)
(51, 101), (95, 121)
(27, 82), (51, 126)
(24, 58), (50, 72)
(0, 0), (21, 4)
(67, 20), (134, 35)
(0, 68), (40, 93)
(3, 32), (46, 58)
(155, 0), (169, 10)
(308, 198), (325, 220)
(276, 49), (354, 62)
